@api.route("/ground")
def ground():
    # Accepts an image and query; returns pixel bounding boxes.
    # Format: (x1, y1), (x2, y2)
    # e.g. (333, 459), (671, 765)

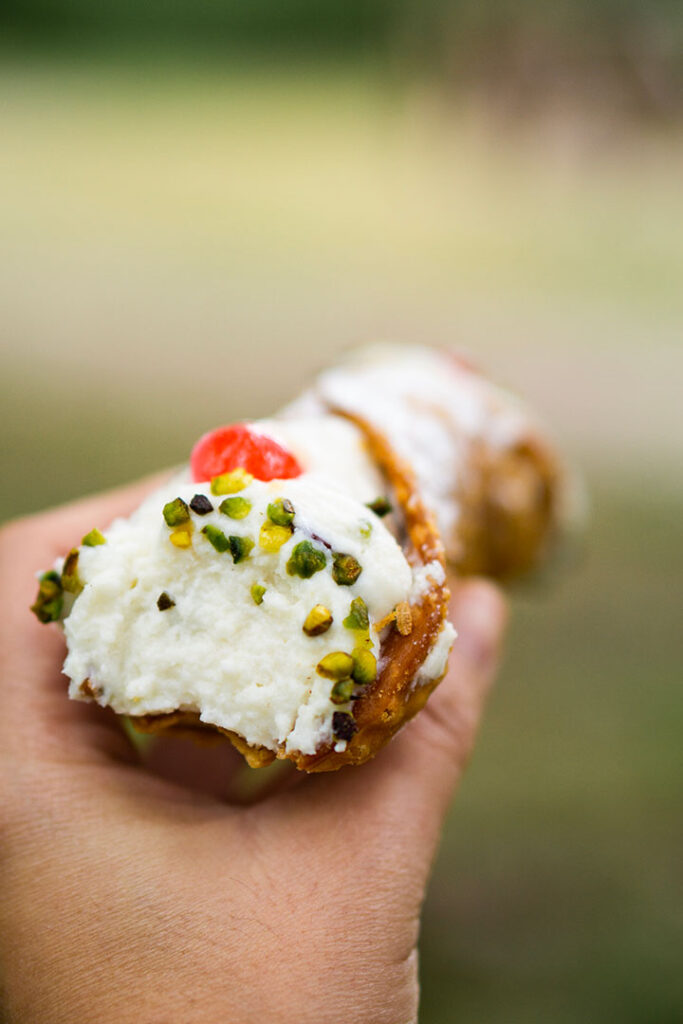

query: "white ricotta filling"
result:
(409, 559), (446, 602)
(412, 621), (457, 691)
(251, 417), (385, 507)
(63, 475), (414, 756)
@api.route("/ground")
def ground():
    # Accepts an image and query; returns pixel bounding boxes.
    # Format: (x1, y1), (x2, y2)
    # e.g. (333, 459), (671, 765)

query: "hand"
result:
(0, 480), (507, 1024)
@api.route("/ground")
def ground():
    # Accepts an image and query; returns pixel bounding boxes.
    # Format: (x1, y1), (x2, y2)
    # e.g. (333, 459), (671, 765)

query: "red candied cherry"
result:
(190, 424), (303, 483)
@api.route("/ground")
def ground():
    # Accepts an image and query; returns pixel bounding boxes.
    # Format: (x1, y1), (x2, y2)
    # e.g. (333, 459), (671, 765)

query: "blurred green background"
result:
(1, 2), (681, 1021)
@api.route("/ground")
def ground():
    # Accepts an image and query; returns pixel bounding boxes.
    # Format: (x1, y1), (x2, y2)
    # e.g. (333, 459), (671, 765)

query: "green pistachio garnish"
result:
(219, 496), (252, 520)
(343, 596), (369, 631)
(82, 528), (106, 547)
(210, 468), (253, 495)
(259, 521), (292, 552)
(332, 552), (362, 586)
(332, 711), (357, 741)
(343, 596), (372, 650)
(170, 527), (192, 549)
(201, 524), (230, 553)
(366, 496), (392, 517)
(163, 497), (191, 527)
(359, 520), (373, 539)
(157, 591), (175, 611)
(316, 651), (354, 680)
(60, 548), (83, 595)
(40, 569), (61, 587)
(330, 678), (356, 705)
(228, 535), (254, 563)
(351, 647), (377, 686)
(251, 583), (266, 605)
(267, 498), (295, 527)
(30, 570), (64, 623)
(303, 604), (333, 636)
(286, 540), (327, 579)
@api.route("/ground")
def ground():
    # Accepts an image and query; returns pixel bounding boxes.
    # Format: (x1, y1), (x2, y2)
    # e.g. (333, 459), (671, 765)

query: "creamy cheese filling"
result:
(412, 621), (457, 692)
(251, 416), (385, 508)
(63, 474), (415, 755)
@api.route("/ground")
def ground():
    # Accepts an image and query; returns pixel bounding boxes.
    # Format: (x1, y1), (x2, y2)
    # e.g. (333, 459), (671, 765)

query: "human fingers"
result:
(141, 732), (251, 801)
(375, 579), (508, 847)
(0, 472), (172, 765)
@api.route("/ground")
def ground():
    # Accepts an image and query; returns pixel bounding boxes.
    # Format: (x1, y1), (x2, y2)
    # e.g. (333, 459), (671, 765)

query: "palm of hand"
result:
(0, 479), (505, 1024)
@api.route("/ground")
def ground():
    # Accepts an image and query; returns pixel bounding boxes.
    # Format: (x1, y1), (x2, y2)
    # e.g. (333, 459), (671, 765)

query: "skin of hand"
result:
(0, 479), (507, 1024)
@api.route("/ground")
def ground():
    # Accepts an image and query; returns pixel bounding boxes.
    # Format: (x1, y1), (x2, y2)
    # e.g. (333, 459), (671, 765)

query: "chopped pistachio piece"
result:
(330, 678), (355, 705)
(201, 524), (230, 553)
(82, 528), (105, 547)
(163, 497), (191, 527)
(219, 496), (252, 520)
(267, 497), (295, 527)
(366, 496), (392, 517)
(259, 521), (292, 553)
(60, 548), (83, 595)
(287, 540), (327, 578)
(316, 651), (354, 680)
(189, 494), (213, 515)
(332, 552), (362, 586)
(351, 647), (377, 686)
(332, 711), (357, 742)
(170, 528), (192, 549)
(303, 604), (333, 636)
(251, 583), (266, 605)
(343, 596), (369, 631)
(359, 520), (373, 539)
(228, 535), (254, 563)
(157, 591), (175, 611)
(210, 468), (254, 495)
(395, 601), (413, 636)
(30, 594), (63, 624)
(30, 571), (64, 624)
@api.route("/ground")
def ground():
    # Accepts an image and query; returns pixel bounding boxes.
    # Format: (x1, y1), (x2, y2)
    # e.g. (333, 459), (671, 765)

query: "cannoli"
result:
(283, 343), (564, 579)
(31, 344), (566, 771)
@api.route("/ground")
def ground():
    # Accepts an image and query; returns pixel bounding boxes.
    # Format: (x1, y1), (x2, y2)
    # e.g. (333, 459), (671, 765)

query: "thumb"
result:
(391, 578), (508, 833)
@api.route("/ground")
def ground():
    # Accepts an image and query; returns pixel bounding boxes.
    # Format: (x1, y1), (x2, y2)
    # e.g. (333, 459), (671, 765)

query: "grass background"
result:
(1, 52), (681, 1022)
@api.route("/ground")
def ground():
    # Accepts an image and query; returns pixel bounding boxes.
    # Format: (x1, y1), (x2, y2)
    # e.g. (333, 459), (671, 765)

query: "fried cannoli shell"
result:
(130, 418), (451, 773)
(132, 711), (277, 768)
(284, 344), (567, 580)
(449, 435), (561, 578)
(293, 414), (450, 772)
